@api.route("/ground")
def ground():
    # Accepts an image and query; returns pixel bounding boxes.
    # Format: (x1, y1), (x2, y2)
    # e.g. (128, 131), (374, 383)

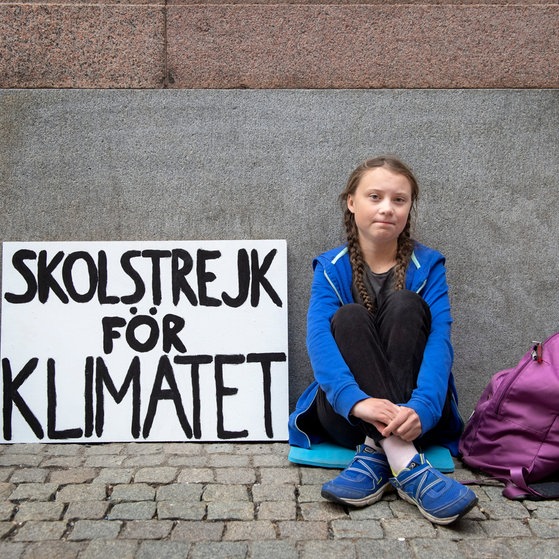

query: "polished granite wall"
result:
(1, 1), (557, 89)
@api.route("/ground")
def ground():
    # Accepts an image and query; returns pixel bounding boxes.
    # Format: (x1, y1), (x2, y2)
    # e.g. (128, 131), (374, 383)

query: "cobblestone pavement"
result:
(0, 442), (558, 559)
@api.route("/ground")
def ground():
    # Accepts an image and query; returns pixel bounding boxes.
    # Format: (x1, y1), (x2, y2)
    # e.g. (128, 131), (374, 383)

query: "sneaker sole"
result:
(396, 489), (478, 525)
(321, 482), (391, 508)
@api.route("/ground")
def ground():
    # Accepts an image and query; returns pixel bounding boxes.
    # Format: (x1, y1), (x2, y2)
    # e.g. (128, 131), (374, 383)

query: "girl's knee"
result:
(331, 303), (370, 331)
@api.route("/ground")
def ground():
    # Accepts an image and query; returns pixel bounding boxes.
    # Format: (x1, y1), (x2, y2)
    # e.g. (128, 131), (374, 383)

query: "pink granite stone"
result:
(166, 5), (559, 88)
(0, 5), (166, 88)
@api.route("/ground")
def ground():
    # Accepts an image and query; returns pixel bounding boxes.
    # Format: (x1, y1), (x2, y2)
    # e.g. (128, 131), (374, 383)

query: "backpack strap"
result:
(504, 467), (545, 500)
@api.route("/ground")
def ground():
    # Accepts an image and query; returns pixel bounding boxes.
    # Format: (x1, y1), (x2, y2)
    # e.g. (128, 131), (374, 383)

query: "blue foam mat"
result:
(288, 442), (454, 473)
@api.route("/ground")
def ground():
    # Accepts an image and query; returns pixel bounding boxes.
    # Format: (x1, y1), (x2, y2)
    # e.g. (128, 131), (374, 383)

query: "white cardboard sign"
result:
(0, 240), (288, 443)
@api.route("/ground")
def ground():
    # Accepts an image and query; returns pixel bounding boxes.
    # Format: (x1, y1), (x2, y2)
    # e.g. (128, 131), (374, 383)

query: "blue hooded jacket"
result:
(288, 242), (463, 455)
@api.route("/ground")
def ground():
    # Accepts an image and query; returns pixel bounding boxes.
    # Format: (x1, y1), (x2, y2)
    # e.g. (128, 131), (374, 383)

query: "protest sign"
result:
(1, 240), (288, 443)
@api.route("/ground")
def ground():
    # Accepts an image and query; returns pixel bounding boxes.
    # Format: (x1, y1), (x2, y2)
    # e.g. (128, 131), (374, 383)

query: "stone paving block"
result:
(93, 468), (135, 484)
(156, 483), (204, 501)
(410, 538), (462, 558)
(136, 540), (191, 559)
(41, 456), (83, 468)
(381, 517), (437, 539)
(481, 518), (532, 538)
(107, 502), (157, 520)
(528, 519), (559, 539)
(12, 520), (67, 541)
(170, 520), (225, 542)
(460, 539), (517, 558)
(162, 443), (205, 456)
(253, 454), (289, 467)
(296, 484), (322, 504)
(84, 455), (126, 468)
(330, 518), (383, 539)
(389, 498), (426, 519)
(134, 467), (177, 483)
(204, 443), (235, 454)
(277, 520), (328, 541)
(202, 484), (249, 502)
(250, 540), (299, 559)
(259, 467), (299, 485)
(233, 443), (275, 456)
(157, 501), (206, 520)
(206, 501), (254, 521)
(56, 484), (106, 502)
(299, 540), (357, 559)
(256, 501), (297, 521)
(79, 540), (138, 559)
(50, 468), (98, 484)
(83, 444), (126, 456)
(21, 541), (86, 559)
(0, 521), (16, 538)
(509, 538), (559, 559)
(110, 483), (155, 502)
(189, 541), (249, 559)
(127, 444), (164, 455)
(207, 454), (250, 468)
(299, 468), (337, 485)
(10, 483), (58, 502)
(525, 501), (559, 519)
(348, 500), (394, 520)
(14, 501), (65, 522)
(355, 538), (412, 557)
(299, 501), (349, 521)
(176, 467), (214, 483)
(67, 519), (122, 540)
(0, 482), (15, 499)
(122, 455), (165, 467)
(0, 467), (15, 482)
(0, 455), (43, 467)
(118, 519), (174, 540)
(168, 456), (209, 468)
(479, 498), (530, 520)
(214, 467), (256, 484)
(9, 469), (48, 483)
(65, 501), (110, 521)
(43, 445), (83, 457)
(435, 518), (486, 539)
(254, 483), (296, 502)
(1, 444), (44, 455)
(0, 502), (15, 521)
(223, 520), (276, 540)
(0, 541), (26, 559)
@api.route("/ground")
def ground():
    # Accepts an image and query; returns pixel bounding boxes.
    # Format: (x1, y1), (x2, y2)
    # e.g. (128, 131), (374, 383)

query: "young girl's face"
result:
(347, 166), (413, 249)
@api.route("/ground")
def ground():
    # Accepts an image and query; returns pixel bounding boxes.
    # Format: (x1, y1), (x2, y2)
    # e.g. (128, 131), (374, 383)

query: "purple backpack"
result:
(459, 332), (559, 500)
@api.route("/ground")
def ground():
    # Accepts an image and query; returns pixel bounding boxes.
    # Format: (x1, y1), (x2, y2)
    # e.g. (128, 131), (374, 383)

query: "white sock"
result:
(379, 436), (418, 474)
(364, 436), (384, 453)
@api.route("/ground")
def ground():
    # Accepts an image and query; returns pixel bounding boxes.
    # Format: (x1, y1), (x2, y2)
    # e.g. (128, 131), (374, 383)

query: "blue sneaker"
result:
(321, 445), (391, 507)
(390, 453), (478, 525)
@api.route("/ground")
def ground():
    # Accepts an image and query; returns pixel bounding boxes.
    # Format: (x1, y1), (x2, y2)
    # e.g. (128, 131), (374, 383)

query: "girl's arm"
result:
(306, 263), (369, 419)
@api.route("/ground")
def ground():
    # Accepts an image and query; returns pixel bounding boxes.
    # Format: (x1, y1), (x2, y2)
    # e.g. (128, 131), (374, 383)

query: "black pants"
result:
(315, 290), (454, 449)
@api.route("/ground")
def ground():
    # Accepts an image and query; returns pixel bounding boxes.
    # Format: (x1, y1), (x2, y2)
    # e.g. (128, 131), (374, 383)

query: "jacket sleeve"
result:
(306, 262), (370, 419)
(405, 254), (454, 434)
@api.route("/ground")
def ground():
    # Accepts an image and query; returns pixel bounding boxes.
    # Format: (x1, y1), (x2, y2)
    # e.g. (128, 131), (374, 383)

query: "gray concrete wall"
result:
(1, 89), (558, 420)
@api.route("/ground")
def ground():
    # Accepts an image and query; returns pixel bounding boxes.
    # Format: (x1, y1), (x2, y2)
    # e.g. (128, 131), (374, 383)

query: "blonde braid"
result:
(344, 209), (376, 314)
(393, 221), (415, 291)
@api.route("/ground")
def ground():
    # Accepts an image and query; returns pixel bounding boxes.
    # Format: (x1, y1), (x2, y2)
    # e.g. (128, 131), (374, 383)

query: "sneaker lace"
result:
(346, 452), (386, 482)
(401, 463), (444, 500)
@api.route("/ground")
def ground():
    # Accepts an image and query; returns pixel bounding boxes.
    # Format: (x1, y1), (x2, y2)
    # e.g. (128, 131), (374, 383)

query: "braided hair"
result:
(340, 156), (419, 314)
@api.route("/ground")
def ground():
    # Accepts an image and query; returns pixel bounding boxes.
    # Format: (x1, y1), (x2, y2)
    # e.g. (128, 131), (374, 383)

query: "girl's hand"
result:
(350, 398), (401, 432)
(379, 406), (422, 442)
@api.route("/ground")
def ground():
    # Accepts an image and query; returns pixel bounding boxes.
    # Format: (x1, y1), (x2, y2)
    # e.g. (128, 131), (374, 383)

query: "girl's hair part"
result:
(339, 155), (419, 313)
